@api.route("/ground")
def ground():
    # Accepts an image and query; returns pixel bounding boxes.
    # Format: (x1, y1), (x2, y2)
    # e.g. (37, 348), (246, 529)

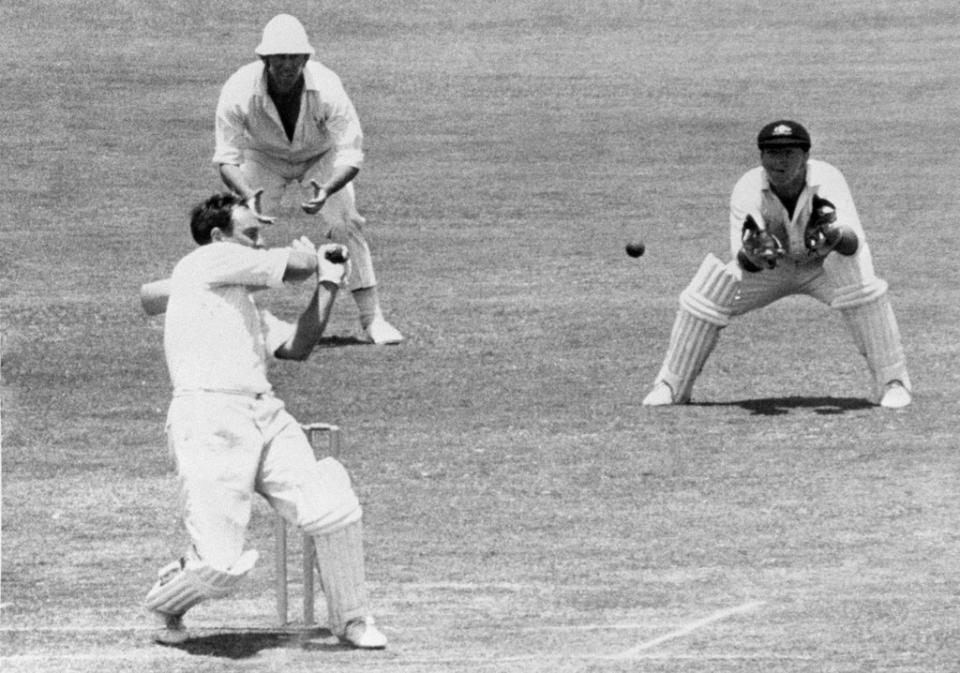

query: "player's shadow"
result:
(162, 628), (349, 659)
(705, 396), (874, 416)
(316, 334), (368, 348)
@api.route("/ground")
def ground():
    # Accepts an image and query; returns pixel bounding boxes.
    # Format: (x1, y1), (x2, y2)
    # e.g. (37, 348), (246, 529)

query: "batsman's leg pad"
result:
(312, 520), (369, 635)
(144, 550), (258, 616)
(654, 254), (739, 402)
(298, 457), (363, 537)
(833, 283), (910, 400)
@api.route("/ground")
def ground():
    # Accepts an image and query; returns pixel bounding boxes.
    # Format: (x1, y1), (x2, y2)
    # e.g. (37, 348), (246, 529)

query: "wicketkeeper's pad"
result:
(144, 549), (258, 616)
(654, 254), (740, 402)
(832, 279), (910, 399)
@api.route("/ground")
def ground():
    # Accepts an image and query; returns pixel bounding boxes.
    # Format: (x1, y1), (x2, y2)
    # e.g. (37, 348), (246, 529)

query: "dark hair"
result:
(189, 192), (243, 245)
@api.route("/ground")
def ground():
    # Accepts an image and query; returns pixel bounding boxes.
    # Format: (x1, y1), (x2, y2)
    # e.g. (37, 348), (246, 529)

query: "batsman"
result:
(642, 120), (912, 409)
(141, 193), (387, 648)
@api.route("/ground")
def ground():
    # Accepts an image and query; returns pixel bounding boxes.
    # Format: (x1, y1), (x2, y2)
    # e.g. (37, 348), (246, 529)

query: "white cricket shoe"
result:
(880, 381), (911, 409)
(152, 611), (189, 645)
(364, 317), (404, 345)
(642, 381), (677, 406)
(341, 616), (388, 649)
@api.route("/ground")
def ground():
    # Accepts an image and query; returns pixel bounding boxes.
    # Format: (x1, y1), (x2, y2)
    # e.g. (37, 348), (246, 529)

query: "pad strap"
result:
(830, 277), (888, 310)
(678, 253), (740, 326)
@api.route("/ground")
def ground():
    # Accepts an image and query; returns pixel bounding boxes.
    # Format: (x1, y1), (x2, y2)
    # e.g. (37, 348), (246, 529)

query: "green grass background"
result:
(3, 0), (960, 671)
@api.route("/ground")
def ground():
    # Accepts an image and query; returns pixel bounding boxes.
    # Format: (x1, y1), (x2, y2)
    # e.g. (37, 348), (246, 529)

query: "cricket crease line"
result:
(609, 600), (766, 660)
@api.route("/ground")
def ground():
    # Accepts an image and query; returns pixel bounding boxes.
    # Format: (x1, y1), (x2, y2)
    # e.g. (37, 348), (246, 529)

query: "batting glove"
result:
(316, 243), (351, 286)
(738, 214), (784, 271)
(290, 235), (317, 253)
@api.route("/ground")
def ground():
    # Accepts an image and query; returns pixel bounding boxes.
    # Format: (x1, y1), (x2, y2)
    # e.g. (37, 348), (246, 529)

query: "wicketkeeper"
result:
(214, 14), (402, 345)
(642, 120), (911, 408)
(142, 192), (387, 648)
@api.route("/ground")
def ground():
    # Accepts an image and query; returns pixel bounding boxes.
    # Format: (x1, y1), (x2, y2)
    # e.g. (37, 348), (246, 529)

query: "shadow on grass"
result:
(316, 334), (368, 348)
(161, 628), (349, 659)
(700, 396), (874, 416)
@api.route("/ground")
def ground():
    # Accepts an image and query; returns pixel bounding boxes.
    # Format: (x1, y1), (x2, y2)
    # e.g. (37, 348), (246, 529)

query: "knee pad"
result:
(299, 457), (363, 537)
(678, 253), (740, 326)
(144, 549), (258, 616)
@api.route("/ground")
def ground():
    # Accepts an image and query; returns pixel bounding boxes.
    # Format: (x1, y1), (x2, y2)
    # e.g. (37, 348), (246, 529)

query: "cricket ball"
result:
(625, 241), (646, 258)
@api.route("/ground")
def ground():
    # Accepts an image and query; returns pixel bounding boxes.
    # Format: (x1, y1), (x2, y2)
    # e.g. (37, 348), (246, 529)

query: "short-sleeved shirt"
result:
(213, 60), (364, 170)
(729, 159), (865, 264)
(164, 242), (293, 395)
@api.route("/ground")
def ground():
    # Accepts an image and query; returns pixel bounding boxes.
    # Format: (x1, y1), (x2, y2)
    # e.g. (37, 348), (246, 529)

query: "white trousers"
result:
(166, 391), (361, 570)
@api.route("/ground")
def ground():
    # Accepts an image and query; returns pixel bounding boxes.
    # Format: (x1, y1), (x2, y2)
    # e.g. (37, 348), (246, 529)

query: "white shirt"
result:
(213, 60), (364, 169)
(164, 242), (293, 395)
(729, 159), (865, 262)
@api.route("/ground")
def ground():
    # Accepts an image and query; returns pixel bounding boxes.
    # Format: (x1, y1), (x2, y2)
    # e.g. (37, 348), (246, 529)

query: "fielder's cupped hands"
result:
(301, 180), (328, 215)
(245, 189), (276, 224)
(316, 243), (351, 287)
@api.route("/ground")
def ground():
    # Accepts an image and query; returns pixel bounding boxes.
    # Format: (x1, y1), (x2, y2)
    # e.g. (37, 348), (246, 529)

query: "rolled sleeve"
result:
(213, 96), (248, 166)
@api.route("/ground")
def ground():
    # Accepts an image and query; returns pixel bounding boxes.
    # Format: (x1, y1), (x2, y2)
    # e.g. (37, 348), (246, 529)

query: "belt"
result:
(173, 388), (274, 400)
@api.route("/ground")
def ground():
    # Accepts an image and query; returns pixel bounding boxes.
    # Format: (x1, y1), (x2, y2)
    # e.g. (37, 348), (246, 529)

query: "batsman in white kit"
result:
(214, 13), (402, 345)
(642, 120), (911, 409)
(142, 192), (387, 648)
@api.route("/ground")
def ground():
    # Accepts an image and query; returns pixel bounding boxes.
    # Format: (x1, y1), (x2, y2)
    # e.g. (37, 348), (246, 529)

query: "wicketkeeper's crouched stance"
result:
(643, 120), (911, 409)
(141, 192), (387, 648)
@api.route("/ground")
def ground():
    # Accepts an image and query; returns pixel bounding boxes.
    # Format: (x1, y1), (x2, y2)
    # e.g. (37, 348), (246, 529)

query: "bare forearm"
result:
(284, 249), (320, 283)
(277, 282), (338, 360)
(318, 165), (359, 196)
(219, 163), (255, 199)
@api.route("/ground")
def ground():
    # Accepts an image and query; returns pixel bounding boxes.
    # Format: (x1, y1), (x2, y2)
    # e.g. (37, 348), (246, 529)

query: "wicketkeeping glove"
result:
(803, 195), (841, 252)
(738, 214), (784, 271)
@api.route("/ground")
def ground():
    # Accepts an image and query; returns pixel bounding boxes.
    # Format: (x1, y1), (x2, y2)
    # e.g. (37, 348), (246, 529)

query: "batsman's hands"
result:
(245, 189), (276, 224)
(739, 214), (784, 270)
(301, 180), (328, 215)
(804, 195), (842, 253)
(316, 243), (351, 286)
(291, 235), (317, 253)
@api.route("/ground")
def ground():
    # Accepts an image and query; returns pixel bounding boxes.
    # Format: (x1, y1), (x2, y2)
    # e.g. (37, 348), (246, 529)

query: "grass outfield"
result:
(3, 0), (960, 671)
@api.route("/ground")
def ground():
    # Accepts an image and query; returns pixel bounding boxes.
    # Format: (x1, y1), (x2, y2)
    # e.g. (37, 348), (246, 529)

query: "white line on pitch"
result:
(609, 600), (766, 660)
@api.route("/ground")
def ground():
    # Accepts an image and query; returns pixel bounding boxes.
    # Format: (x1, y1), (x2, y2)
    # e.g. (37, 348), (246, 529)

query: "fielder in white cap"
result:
(642, 120), (912, 409)
(214, 14), (402, 345)
(142, 192), (387, 649)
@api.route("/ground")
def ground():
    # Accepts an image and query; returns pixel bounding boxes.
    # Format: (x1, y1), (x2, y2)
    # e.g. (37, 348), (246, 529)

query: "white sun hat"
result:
(255, 14), (315, 56)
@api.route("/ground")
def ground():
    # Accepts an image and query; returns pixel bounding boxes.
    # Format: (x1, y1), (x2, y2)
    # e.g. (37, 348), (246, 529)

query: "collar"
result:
(254, 60), (322, 97)
(760, 159), (824, 196)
